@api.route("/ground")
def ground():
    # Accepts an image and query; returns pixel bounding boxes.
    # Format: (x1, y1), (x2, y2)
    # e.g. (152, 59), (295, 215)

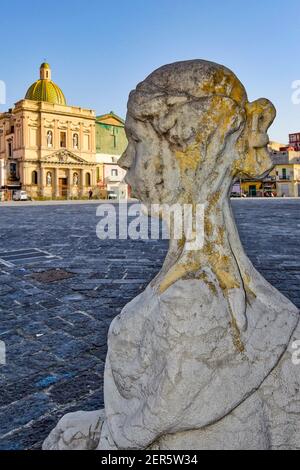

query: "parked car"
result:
(13, 190), (30, 201)
(107, 191), (118, 200)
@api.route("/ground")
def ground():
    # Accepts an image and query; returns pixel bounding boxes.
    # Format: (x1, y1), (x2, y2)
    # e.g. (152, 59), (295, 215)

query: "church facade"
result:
(0, 63), (98, 199)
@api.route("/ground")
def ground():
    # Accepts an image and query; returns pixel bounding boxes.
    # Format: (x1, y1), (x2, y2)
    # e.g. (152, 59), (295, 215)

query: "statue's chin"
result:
(256, 147), (273, 177)
(240, 147), (273, 180)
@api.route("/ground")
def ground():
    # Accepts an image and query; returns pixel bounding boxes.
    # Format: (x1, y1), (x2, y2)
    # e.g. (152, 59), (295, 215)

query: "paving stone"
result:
(0, 200), (298, 448)
(0, 393), (55, 437)
(48, 372), (101, 405)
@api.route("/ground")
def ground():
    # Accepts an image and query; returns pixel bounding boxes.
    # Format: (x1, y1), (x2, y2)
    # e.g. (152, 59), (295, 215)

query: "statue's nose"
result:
(119, 147), (133, 170)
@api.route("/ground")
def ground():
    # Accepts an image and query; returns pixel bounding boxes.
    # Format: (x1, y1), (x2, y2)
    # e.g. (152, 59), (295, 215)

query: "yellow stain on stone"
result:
(204, 217), (213, 237)
(197, 271), (218, 295)
(200, 70), (246, 106)
(159, 260), (200, 294)
(213, 267), (240, 291)
(230, 315), (245, 353)
(243, 272), (257, 302)
(175, 142), (201, 173)
(208, 191), (221, 208)
(218, 226), (225, 243)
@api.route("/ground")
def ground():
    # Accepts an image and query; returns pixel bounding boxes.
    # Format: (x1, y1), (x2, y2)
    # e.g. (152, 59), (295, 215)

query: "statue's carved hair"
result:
(128, 60), (248, 151)
(127, 60), (275, 181)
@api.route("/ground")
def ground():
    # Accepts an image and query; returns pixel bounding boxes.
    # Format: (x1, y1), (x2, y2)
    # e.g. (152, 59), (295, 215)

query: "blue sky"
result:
(0, 0), (299, 142)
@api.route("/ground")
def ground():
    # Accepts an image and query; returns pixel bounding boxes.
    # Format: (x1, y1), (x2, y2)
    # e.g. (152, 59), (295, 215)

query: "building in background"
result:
(288, 133), (300, 152)
(240, 141), (300, 197)
(268, 140), (288, 152)
(268, 148), (300, 197)
(95, 112), (129, 199)
(0, 63), (98, 200)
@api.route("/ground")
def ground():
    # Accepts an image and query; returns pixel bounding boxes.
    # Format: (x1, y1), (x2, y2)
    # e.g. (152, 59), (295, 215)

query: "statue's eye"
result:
(132, 134), (141, 143)
(257, 114), (268, 131)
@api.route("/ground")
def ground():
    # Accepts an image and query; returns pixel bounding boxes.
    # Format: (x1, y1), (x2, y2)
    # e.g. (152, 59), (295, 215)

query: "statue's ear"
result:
(246, 99), (276, 148)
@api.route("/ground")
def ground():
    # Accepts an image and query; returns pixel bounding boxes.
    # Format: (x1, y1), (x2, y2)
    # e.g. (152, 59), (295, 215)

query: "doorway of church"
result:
(59, 178), (68, 199)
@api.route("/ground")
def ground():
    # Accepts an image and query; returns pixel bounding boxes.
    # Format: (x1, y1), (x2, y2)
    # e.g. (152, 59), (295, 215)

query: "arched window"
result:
(47, 130), (53, 148)
(32, 171), (38, 185)
(73, 133), (79, 150)
(46, 171), (52, 186)
(111, 169), (118, 177)
(85, 173), (91, 186)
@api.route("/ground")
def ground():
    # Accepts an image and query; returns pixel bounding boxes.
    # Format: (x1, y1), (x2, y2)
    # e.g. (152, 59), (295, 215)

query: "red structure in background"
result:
(288, 132), (300, 151)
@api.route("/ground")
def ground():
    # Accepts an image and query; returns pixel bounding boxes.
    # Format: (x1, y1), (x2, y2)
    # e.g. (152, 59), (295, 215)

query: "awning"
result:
(5, 184), (21, 190)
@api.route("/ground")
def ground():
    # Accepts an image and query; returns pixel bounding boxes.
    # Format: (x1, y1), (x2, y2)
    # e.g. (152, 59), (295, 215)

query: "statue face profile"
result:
(119, 60), (276, 205)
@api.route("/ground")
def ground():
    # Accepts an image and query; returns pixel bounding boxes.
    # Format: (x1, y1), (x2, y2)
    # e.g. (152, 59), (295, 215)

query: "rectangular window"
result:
(111, 169), (118, 177)
(60, 132), (67, 148)
(8, 141), (12, 157)
(9, 163), (17, 178)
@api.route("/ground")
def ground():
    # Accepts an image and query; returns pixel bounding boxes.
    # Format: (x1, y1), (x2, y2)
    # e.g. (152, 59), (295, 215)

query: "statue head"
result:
(119, 60), (276, 205)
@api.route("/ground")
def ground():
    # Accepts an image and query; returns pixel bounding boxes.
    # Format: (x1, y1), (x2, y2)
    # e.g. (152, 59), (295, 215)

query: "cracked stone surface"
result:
(43, 60), (300, 451)
(0, 200), (299, 449)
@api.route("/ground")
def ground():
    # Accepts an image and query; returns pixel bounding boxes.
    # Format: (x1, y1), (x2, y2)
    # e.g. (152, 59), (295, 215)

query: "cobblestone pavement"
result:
(0, 199), (299, 450)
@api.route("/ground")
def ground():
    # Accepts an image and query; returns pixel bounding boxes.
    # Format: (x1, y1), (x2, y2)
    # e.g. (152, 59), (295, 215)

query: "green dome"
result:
(25, 63), (66, 105)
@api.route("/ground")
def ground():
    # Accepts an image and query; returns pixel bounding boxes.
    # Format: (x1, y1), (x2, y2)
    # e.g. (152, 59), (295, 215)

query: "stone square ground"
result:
(0, 199), (299, 450)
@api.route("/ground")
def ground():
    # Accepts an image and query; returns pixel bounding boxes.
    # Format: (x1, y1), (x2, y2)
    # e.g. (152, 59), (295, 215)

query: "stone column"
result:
(67, 121), (71, 149)
(0, 158), (5, 189)
(293, 182), (298, 197)
(39, 166), (45, 197)
(68, 168), (72, 199)
(91, 123), (96, 154)
(91, 168), (96, 187)
(19, 161), (24, 188)
(80, 168), (84, 198)
(20, 116), (25, 149)
(54, 120), (59, 150)
(24, 116), (29, 148)
(54, 167), (60, 199)
(41, 117), (45, 149)
(79, 123), (83, 152)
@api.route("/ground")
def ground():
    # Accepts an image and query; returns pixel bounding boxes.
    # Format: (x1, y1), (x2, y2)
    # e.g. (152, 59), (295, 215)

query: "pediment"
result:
(96, 113), (125, 127)
(42, 150), (88, 164)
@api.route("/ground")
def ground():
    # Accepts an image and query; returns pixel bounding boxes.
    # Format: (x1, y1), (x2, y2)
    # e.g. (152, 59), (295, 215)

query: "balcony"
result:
(263, 176), (277, 182)
(277, 175), (291, 181)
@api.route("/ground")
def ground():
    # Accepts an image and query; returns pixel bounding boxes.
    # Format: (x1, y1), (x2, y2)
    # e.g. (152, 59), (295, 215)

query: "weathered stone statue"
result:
(44, 60), (300, 450)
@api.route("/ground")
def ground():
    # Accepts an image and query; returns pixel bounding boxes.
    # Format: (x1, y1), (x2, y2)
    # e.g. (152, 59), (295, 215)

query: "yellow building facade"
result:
(0, 63), (99, 199)
(240, 149), (300, 197)
(269, 156), (300, 197)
